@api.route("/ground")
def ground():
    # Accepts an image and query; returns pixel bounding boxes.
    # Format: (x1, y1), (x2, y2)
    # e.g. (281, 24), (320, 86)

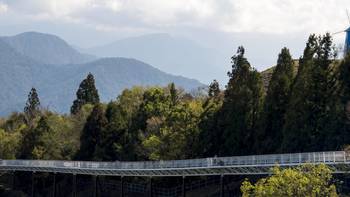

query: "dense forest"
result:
(0, 33), (349, 162)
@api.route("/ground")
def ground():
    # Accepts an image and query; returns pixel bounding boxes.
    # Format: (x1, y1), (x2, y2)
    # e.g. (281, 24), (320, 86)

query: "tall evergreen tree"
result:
(255, 48), (294, 154)
(282, 34), (337, 152)
(169, 83), (178, 106)
(330, 53), (350, 149)
(78, 104), (107, 160)
(24, 87), (41, 119)
(208, 79), (220, 98)
(197, 80), (222, 157)
(281, 35), (317, 152)
(218, 46), (264, 156)
(71, 73), (100, 114)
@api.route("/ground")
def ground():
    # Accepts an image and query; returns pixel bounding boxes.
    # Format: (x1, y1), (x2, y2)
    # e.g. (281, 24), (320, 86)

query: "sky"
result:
(0, 0), (350, 71)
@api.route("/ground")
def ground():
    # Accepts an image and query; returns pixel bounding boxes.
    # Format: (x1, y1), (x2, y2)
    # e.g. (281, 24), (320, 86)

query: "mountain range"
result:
(0, 32), (203, 116)
(85, 33), (228, 84)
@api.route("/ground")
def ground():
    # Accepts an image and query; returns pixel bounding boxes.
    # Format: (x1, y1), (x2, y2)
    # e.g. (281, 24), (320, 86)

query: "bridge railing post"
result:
(313, 152), (315, 163)
(344, 152), (347, 162)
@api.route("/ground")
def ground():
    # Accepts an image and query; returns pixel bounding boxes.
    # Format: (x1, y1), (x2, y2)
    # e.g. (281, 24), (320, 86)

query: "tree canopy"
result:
(241, 164), (338, 197)
(71, 73), (100, 114)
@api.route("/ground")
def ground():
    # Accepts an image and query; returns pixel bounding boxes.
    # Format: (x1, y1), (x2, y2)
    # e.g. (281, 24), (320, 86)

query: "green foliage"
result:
(71, 73), (100, 114)
(0, 129), (22, 159)
(332, 53), (350, 149)
(282, 34), (339, 152)
(197, 80), (223, 157)
(78, 103), (107, 160)
(208, 79), (220, 98)
(102, 87), (144, 161)
(129, 84), (203, 160)
(218, 46), (264, 156)
(3, 33), (350, 172)
(256, 48), (294, 153)
(142, 100), (202, 160)
(42, 112), (79, 160)
(24, 87), (41, 120)
(241, 164), (338, 197)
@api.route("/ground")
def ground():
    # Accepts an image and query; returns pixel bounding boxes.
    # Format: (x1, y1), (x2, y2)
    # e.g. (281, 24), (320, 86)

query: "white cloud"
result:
(2, 0), (350, 35)
(0, 2), (8, 13)
(219, 0), (350, 35)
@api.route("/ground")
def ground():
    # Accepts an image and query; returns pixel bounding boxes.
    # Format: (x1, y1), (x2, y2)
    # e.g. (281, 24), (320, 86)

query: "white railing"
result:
(0, 151), (347, 170)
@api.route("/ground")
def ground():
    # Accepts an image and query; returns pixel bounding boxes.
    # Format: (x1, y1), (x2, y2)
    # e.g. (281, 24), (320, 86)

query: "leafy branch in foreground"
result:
(241, 164), (338, 197)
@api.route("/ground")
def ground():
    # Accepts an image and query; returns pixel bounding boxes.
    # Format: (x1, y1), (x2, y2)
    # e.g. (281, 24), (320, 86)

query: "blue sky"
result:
(0, 0), (349, 71)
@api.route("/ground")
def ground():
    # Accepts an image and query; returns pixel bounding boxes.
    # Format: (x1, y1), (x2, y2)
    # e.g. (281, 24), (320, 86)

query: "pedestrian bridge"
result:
(1, 151), (350, 176)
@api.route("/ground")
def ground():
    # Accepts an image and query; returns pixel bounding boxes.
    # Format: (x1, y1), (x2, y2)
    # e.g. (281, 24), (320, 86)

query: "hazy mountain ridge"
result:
(0, 32), (95, 65)
(0, 32), (203, 116)
(86, 33), (227, 84)
(39, 57), (203, 113)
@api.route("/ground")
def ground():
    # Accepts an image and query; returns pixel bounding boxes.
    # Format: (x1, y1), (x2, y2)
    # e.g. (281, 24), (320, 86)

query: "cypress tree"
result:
(218, 46), (264, 156)
(78, 104), (107, 160)
(256, 48), (294, 154)
(169, 83), (178, 106)
(330, 53), (350, 149)
(24, 87), (41, 119)
(282, 34), (337, 152)
(71, 73), (100, 114)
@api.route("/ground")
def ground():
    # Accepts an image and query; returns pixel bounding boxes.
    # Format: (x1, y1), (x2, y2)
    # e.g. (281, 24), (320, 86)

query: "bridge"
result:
(1, 151), (350, 197)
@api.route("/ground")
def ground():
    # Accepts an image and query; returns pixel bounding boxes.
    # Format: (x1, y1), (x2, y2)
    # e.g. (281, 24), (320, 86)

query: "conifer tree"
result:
(330, 53), (350, 149)
(169, 83), (178, 106)
(78, 104), (107, 160)
(71, 73), (100, 114)
(208, 79), (220, 98)
(255, 48), (294, 153)
(282, 34), (337, 152)
(197, 80), (222, 157)
(218, 46), (264, 156)
(24, 87), (41, 119)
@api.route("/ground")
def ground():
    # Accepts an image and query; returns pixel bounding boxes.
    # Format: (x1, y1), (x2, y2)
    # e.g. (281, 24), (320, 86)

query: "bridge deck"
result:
(1, 151), (350, 176)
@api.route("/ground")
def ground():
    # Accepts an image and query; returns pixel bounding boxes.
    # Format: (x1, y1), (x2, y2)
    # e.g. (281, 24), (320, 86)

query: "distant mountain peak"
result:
(13, 31), (63, 39)
(0, 32), (203, 116)
(0, 31), (95, 65)
(86, 33), (227, 84)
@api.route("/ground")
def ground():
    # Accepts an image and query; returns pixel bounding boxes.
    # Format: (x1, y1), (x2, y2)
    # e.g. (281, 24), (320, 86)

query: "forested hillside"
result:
(1, 33), (349, 162)
(0, 32), (203, 115)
